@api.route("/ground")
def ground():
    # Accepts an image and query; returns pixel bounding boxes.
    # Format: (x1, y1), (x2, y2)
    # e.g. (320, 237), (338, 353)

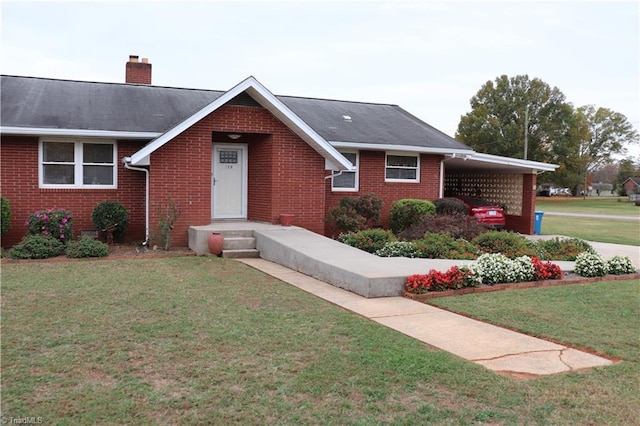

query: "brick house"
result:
(622, 177), (640, 195)
(0, 56), (557, 247)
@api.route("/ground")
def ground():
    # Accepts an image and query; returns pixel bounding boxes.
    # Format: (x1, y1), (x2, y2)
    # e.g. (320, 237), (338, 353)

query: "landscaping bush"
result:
(353, 193), (383, 226)
(65, 235), (110, 258)
(434, 198), (468, 215)
(1, 196), (11, 237)
(531, 257), (563, 281)
(26, 208), (73, 243)
(9, 235), (65, 259)
(471, 231), (538, 258)
(375, 241), (420, 258)
(536, 237), (595, 261)
(406, 265), (481, 293)
(337, 229), (395, 254)
(92, 201), (129, 242)
(574, 252), (608, 277)
(398, 212), (490, 241)
(326, 193), (382, 234)
(405, 255), (563, 293)
(475, 253), (535, 284)
(413, 233), (479, 260)
(388, 199), (435, 234)
(607, 255), (637, 275)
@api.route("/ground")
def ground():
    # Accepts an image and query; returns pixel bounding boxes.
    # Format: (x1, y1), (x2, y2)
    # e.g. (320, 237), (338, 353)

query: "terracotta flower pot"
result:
(279, 214), (295, 226)
(208, 232), (224, 256)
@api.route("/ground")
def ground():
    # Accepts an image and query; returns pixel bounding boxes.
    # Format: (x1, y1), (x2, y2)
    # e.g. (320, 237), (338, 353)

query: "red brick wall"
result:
(324, 152), (443, 231)
(148, 105), (327, 246)
(505, 173), (537, 234)
(0, 136), (147, 247)
(125, 60), (152, 84)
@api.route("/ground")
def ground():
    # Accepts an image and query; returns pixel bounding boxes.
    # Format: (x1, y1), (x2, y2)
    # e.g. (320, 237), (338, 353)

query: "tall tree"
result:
(572, 105), (639, 182)
(456, 75), (574, 163)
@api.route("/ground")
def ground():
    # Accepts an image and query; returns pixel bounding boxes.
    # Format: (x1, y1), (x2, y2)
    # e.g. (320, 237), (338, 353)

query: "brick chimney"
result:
(125, 55), (152, 84)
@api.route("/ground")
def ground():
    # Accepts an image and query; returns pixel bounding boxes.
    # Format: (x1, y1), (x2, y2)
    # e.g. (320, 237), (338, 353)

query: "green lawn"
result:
(2, 258), (639, 424)
(536, 196), (640, 216)
(535, 196), (640, 245)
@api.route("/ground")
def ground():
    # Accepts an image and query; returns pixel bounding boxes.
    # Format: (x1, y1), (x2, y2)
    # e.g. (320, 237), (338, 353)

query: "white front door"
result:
(212, 144), (247, 219)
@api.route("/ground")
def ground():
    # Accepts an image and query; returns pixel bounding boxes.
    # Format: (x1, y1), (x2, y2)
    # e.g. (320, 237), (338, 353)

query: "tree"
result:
(615, 158), (640, 195)
(572, 105), (639, 197)
(456, 74), (574, 163)
(591, 163), (619, 185)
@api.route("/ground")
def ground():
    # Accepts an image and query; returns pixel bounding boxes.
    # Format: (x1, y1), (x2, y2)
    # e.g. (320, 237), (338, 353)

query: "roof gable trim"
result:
(129, 76), (353, 170)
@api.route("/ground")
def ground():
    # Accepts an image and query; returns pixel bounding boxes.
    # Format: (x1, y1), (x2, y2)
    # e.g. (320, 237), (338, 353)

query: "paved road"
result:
(542, 212), (640, 221)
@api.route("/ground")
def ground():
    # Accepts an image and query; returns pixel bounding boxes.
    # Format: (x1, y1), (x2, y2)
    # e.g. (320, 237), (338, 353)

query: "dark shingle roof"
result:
(1, 75), (470, 151)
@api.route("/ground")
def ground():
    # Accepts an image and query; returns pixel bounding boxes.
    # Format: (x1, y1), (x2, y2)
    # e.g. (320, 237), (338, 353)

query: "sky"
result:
(2, 0), (639, 159)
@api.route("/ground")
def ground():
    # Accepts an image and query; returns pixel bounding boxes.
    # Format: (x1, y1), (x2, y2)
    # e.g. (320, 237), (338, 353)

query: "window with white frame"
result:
(385, 152), (419, 182)
(39, 139), (117, 188)
(332, 151), (358, 191)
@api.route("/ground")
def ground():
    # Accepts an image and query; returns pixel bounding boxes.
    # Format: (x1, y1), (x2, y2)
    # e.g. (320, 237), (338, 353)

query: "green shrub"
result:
(92, 201), (129, 242)
(535, 237), (594, 261)
(1, 196), (11, 237)
(9, 235), (65, 259)
(338, 229), (396, 253)
(353, 193), (383, 226)
(574, 252), (608, 277)
(398, 212), (490, 241)
(26, 208), (74, 243)
(471, 231), (538, 258)
(66, 236), (110, 258)
(326, 194), (382, 234)
(434, 198), (468, 215)
(388, 199), (435, 234)
(375, 241), (420, 258)
(413, 233), (479, 260)
(607, 255), (636, 275)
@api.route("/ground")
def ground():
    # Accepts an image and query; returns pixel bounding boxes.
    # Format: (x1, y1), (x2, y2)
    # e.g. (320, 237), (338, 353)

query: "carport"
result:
(442, 152), (558, 234)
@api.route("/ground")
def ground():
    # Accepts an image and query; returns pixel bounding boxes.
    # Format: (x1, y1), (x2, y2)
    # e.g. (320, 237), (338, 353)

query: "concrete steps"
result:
(188, 226), (260, 258)
(221, 230), (260, 258)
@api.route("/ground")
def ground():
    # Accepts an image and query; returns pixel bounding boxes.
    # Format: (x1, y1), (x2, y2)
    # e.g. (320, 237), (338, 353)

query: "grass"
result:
(535, 196), (640, 216)
(535, 196), (640, 245)
(2, 257), (639, 424)
(540, 216), (640, 246)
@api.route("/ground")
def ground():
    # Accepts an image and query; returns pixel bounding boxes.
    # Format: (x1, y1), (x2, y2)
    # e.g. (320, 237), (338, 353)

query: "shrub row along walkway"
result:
(239, 258), (615, 378)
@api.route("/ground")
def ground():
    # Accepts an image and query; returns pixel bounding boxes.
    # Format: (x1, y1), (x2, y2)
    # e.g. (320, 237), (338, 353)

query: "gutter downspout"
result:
(123, 157), (150, 246)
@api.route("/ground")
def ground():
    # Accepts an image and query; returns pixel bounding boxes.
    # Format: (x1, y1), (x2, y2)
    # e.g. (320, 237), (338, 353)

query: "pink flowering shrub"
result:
(26, 208), (74, 243)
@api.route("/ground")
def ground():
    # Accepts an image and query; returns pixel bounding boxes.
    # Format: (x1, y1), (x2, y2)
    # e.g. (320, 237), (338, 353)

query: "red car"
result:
(452, 196), (506, 229)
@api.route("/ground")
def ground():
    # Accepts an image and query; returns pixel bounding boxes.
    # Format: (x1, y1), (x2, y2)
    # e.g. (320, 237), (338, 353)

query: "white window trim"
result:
(385, 151), (420, 183)
(332, 150), (359, 192)
(39, 137), (117, 189)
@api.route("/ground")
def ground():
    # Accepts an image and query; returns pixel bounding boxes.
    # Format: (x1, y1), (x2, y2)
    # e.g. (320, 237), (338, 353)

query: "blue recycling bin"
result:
(534, 211), (544, 235)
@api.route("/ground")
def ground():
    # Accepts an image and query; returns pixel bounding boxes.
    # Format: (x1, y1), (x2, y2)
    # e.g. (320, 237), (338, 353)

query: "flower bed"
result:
(403, 272), (640, 300)
(405, 252), (638, 296)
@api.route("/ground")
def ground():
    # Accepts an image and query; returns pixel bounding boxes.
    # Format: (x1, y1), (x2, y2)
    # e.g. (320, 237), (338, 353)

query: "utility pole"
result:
(524, 105), (529, 160)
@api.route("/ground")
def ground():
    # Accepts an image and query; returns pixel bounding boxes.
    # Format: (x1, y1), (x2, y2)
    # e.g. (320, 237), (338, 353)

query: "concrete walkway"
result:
(238, 258), (615, 378)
